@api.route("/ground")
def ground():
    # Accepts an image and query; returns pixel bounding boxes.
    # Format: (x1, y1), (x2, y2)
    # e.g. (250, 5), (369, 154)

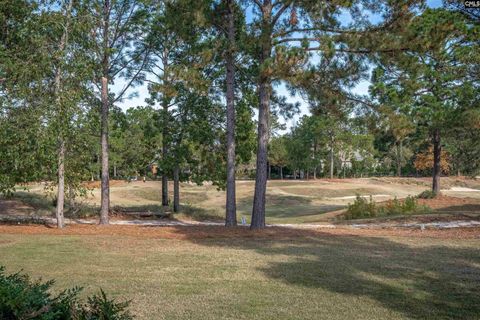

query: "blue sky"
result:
(114, 0), (443, 131)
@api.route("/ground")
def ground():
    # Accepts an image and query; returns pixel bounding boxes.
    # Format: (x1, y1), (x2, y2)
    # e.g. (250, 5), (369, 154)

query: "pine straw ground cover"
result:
(0, 225), (479, 320)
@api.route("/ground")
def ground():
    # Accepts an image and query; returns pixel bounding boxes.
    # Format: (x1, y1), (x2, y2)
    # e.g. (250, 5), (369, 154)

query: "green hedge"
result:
(0, 266), (133, 319)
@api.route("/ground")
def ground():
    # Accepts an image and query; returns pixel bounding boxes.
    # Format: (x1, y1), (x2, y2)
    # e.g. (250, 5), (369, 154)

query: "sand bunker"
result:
(330, 194), (391, 200)
(446, 187), (480, 192)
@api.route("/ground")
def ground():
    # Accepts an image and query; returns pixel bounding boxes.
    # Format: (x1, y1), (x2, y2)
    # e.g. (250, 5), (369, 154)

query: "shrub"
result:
(345, 195), (431, 220)
(417, 190), (437, 199)
(403, 195), (419, 213)
(345, 195), (377, 219)
(379, 195), (429, 216)
(0, 266), (133, 320)
(381, 197), (403, 216)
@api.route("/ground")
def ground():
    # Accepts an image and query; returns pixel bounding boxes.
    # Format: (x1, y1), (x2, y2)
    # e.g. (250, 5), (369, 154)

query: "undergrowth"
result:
(345, 195), (431, 220)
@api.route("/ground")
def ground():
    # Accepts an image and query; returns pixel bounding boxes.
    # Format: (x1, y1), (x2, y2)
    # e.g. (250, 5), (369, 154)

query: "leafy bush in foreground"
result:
(0, 266), (133, 319)
(345, 195), (431, 220)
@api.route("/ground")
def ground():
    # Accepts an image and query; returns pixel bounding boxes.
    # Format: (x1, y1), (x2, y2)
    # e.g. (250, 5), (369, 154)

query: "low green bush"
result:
(380, 197), (403, 216)
(417, 190), (437, 199)
(345, 195), (431, 220)
(0, 266), (133, 319)
(344, 195), (377, 219)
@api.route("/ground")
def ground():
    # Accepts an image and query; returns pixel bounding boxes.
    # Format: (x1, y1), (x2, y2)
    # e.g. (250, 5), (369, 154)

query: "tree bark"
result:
(161, 147), (168, 207)
(280, 166), (283, 180)
(396, 141), (402, 177)
(330, 142), (334, 179)
(99, 0), (111, 225)
(56, 140), (65, 228)
(161, 53), (169, 207)
(251, 1), (272, 230)
(432, 128), (441, 195)
(100, 75), (110, 224)
(161, 111), (168, 206)
(225, 0), (237, 227)
(173, 166), (180, 213)
(68, 185), (75, 209)
(54, 0), (73, 229)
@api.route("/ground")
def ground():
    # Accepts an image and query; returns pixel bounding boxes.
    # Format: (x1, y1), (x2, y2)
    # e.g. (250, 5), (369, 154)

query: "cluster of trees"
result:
(269, 1), (480, 191)
(1, 0), (478, 229)
(269, 113), (375, 180)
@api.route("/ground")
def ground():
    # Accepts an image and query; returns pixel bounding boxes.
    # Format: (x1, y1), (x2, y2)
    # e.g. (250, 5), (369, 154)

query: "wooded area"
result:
(1, 0), (479, 229)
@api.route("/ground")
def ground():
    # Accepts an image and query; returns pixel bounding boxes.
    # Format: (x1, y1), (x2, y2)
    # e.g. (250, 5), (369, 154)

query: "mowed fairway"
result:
(0, 226), (479, 320)
(16, 177), (480, 224)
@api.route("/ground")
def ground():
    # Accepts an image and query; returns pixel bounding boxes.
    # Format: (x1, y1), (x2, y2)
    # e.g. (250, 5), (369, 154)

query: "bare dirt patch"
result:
(0, 224), (479, 240)
(0, 199), (35, 216)
(82, 179), (127, 189)
(418, 195), (480, 212)
(374, 176), (480, 190)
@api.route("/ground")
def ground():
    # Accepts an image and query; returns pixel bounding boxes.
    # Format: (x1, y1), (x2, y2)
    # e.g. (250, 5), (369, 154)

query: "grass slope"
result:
(0, 227), (479, 319)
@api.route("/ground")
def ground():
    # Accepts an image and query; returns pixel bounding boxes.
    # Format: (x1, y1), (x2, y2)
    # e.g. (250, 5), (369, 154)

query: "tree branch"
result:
(272, 0), (293, 25)
(252, 0), (263, 10)
(113, 50), (150, 103)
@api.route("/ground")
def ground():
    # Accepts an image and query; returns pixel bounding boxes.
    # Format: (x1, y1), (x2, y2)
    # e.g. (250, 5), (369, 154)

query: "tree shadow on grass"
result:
(8, 191), (54, 213)
(170, 227), (480, 319)
(436, 204), (480, 213)
(12, 191), (104, 218)
(237, 194), (345, 219)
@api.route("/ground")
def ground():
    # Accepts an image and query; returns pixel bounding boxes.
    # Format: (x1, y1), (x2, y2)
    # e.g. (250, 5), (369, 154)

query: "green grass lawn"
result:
(1, 229), (479, 319)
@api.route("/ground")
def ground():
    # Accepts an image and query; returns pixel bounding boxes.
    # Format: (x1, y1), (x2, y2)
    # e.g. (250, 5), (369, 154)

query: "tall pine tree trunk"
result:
(54, 0), (73, 229)
(330, 142), (334, 179)
(251, 1), (272, 230)
(225, 0), (237, 226)
(161, 103), (169, 207)
(432, 129), (441, 195)
(99, 0), (111, 225)
(100, 74), (109, 224)
(161, 53), (169, 207)
(251, 78), (270, 229)
(396, 141), (402, 177)
(173, 166), (180, 213)
(56, 140), (65, 228)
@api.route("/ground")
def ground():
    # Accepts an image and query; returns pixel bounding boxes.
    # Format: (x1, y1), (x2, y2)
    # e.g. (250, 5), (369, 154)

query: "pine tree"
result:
(246, 0), (422, 228)
(86, 0), (150, 224)
(372, 8), (479, 194)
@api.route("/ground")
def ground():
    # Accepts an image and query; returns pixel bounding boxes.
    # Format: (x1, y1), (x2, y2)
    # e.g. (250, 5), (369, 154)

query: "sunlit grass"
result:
(1, 231), (479, 319)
